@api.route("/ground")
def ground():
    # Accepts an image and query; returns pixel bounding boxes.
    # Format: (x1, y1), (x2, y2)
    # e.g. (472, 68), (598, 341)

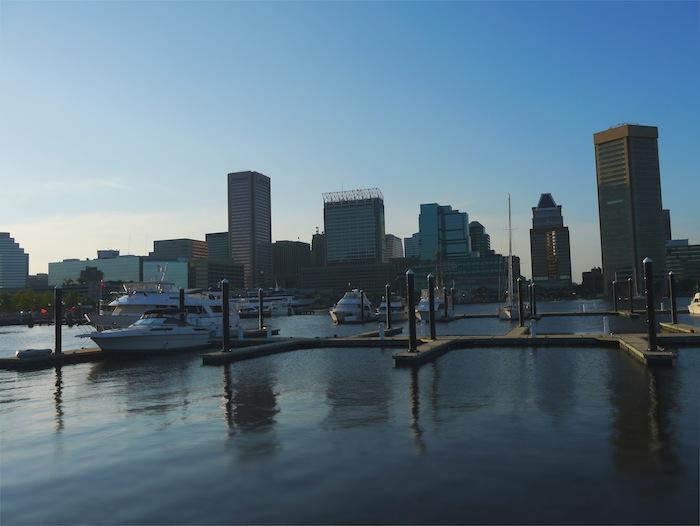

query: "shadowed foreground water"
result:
(1, 342), (698, 524)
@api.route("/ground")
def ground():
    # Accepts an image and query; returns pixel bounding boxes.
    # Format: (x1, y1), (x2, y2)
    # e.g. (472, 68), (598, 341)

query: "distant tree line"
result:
(0, 289), (90, 314)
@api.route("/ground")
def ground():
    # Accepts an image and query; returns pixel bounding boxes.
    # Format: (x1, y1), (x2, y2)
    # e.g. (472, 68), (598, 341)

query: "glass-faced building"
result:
(469, 221), (493, 257)
(0, 232), (29, 289)
(228, 171), (272, 288)
(418, 204), (470, 262)
(404, 233), (421, 259)
(529, 193), (572, 287)
(594, 124), (666, 294)
(323, 188), (385, 264)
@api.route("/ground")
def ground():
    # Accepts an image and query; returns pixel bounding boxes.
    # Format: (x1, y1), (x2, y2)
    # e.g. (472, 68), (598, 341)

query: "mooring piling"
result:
(612, 281), (619, 311)
(406, 270), (417, 352)
(222, 279), (230, 352)
(668, 271), (678, 325)
(643, 258), (657, 352)
(54, 285), (62, 355)
(385, 283), (392, 329)
(627, 278), (634, 314)
(360, 289), (365, 324)
(443, 287), (448, 318)
(179, 288), (186, 322)
(531, 283), (537, 318)
(258, 288), (264, 330)
(517, 278), (524, 327)
(450, 287), (455, 312)
(427, 274), (436, 340)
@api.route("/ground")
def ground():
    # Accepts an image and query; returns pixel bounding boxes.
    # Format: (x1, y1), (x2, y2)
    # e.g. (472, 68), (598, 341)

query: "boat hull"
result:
(90, 331), (212, 353)
(330, 309), (377, 324)
(689, 304), (700, 316)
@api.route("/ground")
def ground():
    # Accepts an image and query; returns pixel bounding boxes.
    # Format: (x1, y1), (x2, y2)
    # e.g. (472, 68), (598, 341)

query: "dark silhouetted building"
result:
(272, 240), (311, 288)
(404, 233), (420, 259)
(665, 240), (700, 291)
(384, 234), (403, 260)
(151, 239), (208, 260)
(188, 259), (244, 290)
(581, 267), (604, 295)
(594, 124), (666, 294)
(323, 188), (385, 264)
(469, 221), (493, 257)
(529, 193), (572, 287)
(97, 249), (120, 259)
(662, 209), (672, 241)
(311, 230), (327, 266)
(27, 273), (48, 290)
(206, 232), (230, 260)
(228, 171), (272, 288)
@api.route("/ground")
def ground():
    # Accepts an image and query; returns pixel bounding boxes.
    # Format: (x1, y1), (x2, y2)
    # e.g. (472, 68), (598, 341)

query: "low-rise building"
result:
(384, 234), (404, 260)
(666, 240), (700, 291)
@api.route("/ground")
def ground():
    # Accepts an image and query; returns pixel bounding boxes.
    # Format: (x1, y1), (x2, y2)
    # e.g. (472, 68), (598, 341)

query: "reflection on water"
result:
(0, 344), (697, 524)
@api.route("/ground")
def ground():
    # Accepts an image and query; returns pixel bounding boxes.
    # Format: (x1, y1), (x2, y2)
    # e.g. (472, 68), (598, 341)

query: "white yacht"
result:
(89, 310), (212, 353)
(377, 294), (408, 321)
(86, 282), (240, 335)
(689, 293), (700, 315)
(416, 289), (453, 321)
(330, 290), (376, 324)
(498, 194), (530, 321)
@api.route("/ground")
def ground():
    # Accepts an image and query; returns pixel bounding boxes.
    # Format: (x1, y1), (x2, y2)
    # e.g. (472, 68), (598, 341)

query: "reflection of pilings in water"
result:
(647, 370), (661, 454)
(223, 364), (234, 431)
(54, 366), (64, 433)
(409, 367), (426, 453)
(430, 361), (440, 418)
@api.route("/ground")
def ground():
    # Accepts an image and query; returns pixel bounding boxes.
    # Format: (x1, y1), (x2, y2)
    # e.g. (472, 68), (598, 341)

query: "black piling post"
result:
(406, 270), (417, 352)
(450, 287), (455, 312)
(179, 288), (186, 322)
(54, 285), (62, 354)
(627, 278), (634, 314)
(517, 278), (524, 327)
(427, 274), (436, 340)
(643, 258), (657, 352)
(360, 289), (365, 324)
(258, 288), (264, 331)
(221, 279), (230, 351)
(528, 283), (533, 319)
(443, 287), (448, 319)
(531, 283), (537, 318)
(612, 281), (618, 311)
(668, 271), (678, 325)
(385, 283), (392, 330)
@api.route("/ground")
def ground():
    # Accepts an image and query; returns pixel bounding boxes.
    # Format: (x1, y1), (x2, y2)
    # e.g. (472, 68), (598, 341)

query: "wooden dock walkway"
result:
(660, 322), (696, 334)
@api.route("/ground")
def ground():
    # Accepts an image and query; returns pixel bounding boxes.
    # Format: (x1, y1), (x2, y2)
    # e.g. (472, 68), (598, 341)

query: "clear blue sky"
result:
(1, 1), (698, 278)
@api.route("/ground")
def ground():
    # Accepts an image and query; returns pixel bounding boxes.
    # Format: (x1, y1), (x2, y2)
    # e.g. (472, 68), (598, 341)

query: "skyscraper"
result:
(228, 171), (272, 288)
(418, 203), (470, 262)
(468, 221), (493, 257)
(662, 209), (672, 241)
(323, 188), (385, 264)
(403, 233), (421, 259)
(529, 193), (572, 287)
(272, 240), (311, 288)
(0, 233), (29, 289)
(206, 232), (230, 260)
(594, 124), (666, 293)
(384, 234), (404, 260)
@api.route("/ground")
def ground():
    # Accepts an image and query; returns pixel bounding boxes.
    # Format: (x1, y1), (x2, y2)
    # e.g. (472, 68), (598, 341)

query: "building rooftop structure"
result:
(322, 188), (383, 204)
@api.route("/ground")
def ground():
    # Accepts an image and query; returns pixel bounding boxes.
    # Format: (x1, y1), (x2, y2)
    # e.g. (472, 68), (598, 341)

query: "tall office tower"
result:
(311, 230), (327, 266)
(272, 240), (311, 288)
(662, 209), (672, 241)
(468, 221), (493, 257)
(206, 232), (230, 260)
(384, 234), (404, 259)
(594, 125), (666, 294)
(0, 233), (29, 289)
(228, 171), (272, 288)
(323, 188), (385, 264)
(404, 233), (421, 259)
(418, 203), (470, 262)
(529, 193), (572, 286)
(151, 239), (208, 260)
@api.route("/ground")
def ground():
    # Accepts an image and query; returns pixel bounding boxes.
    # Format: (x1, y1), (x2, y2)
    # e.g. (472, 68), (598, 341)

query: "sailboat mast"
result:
(507, 194), (514, 308)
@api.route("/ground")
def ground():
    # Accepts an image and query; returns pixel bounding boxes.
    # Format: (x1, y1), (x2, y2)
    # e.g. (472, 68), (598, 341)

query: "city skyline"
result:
(1, 2), (698, 277)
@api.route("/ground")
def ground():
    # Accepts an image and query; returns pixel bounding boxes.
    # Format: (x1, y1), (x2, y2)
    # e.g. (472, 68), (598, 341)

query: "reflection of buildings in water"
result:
(87, 356), (193, 425)
(54, 366), (64, 433)
(222, 361), (280, 459)
(606, 353), (681, 477)
(533, 347), (574, 421)
(409, 366), (426, 453)
(323, 353), (391, 429)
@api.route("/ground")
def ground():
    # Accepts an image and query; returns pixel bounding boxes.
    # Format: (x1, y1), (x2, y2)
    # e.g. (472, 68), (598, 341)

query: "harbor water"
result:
(1, 299), (698, 524)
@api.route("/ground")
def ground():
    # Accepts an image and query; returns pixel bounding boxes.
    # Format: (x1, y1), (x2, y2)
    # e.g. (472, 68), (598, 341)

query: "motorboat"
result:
(416, 289), (454, 321)
(86, 282), (240, 335)
(89, 310), (213, 353)
(497, 194), (530, 321)
(377, 294), (408, 321)
(330, 289), (376, 324)
(689, 292), (700, 315)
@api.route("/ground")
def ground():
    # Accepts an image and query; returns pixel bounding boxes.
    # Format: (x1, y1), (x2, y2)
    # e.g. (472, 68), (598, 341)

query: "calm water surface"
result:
(1, 299), (698, 524)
